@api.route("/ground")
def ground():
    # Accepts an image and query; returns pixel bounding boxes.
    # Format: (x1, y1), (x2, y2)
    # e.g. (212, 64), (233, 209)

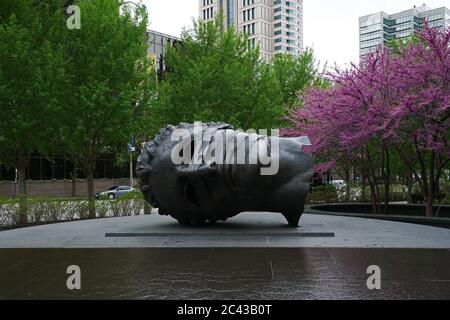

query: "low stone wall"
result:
(0, 179), (131, 198)
(310, 203), (450, 218)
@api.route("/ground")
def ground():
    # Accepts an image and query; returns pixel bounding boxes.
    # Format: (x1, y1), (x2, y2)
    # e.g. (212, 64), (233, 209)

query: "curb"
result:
(305, 205), (450, 229)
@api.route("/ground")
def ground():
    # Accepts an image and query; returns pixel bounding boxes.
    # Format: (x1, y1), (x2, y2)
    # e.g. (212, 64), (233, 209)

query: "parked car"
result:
(95, 186), (135, 200)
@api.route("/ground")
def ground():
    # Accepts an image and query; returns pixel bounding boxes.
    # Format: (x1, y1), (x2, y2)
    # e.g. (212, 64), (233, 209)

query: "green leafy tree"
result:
(151, 18), (284, 131)
(388, 34), (418, 54)
(271, 49), (329, 110)
(0, 1), (64, 224)
(151, 17), (328, 133)
(57, 0), (151, 217)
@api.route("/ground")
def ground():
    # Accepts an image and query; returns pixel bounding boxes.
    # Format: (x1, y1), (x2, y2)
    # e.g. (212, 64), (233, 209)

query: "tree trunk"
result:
(406, 172), (413, 204)
(17, 152), (28, 225)
(383, 180), (390, 214)
(345, 166), (351, 202)
(361, 174), (367, 202)
(368, 182), (378, 214)
(375, 184), (381, 214)
(86, 165), (96, 219)
(425, 196), (434, 218)
(367, 167), (381, 214)
(382, 146), (390, 215)
(424, 153), (436, 218)
(365, 147), (381, 214)
(366, 169), (378, 214)
(71, 157), (78, 198)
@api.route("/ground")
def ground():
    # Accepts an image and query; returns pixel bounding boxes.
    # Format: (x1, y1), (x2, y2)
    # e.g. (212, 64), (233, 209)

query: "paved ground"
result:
(0, 248), (449, 299)
(0, 213), (450, 248)
(1, 214), (449, 299)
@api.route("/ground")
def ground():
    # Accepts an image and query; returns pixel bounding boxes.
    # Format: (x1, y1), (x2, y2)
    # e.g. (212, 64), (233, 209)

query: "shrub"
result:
(75, 201), (90, 220)
(0, 203), (20, 226)
(96, 201), (110, 218)
(0, 192), (149, 227)
(47, 202), (64, 222)
(307, 185), (339, 204)
(29, 201), (46, 224)
(64, 202), (79, 221)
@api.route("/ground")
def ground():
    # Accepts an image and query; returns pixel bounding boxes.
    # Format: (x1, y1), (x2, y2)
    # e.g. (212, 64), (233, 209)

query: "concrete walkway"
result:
(1, 213), (450, 248)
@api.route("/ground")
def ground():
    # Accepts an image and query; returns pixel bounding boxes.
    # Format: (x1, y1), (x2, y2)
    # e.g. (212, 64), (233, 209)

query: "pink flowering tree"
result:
(384, 26), (450, 216)
(286, 26), (449, 216)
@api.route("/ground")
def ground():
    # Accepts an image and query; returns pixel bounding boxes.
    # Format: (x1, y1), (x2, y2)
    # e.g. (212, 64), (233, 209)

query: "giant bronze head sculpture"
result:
(136, 122), (313, 227)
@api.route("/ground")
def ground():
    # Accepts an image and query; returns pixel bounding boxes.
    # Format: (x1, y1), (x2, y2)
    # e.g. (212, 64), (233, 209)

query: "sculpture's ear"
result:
(296, 136), (312, 146)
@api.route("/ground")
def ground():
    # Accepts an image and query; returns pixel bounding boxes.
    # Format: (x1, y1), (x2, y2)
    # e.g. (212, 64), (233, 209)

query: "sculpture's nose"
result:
(136, 145), (152, 179)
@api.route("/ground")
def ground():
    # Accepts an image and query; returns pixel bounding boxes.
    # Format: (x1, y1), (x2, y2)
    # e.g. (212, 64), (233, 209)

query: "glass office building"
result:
(199, 0), (304, 61)
(147, 30), (181, 80)
(359, 4), (450, 57)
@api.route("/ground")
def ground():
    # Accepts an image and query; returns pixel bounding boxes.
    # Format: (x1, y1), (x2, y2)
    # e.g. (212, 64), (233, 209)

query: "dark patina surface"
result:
(137, 123), (313, 227)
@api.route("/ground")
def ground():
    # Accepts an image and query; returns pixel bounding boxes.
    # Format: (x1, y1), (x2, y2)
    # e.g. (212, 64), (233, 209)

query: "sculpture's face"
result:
(137, 123), (313, 227)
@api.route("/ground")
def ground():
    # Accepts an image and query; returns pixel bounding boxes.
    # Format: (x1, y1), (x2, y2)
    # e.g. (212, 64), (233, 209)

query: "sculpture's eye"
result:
(184, 180), (199, 207)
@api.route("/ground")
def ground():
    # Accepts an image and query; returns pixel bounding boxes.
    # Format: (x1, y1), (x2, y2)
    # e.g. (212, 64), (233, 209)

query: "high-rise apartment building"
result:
(359, 4), (450, 57)
(199, 0), (304, 61)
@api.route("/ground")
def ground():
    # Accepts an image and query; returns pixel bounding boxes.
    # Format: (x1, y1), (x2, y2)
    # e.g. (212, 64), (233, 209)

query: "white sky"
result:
(143, 0), (449, 68)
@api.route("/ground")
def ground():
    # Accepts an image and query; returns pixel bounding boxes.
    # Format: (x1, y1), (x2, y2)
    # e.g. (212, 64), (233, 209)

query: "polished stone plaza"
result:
(0, 247), (449, 299)
(0, 212), (450, 248)
(0, 213), (449, 299)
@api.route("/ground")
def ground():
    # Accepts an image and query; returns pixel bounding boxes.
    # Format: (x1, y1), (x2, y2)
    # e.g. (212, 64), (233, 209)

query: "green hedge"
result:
(0, 193), (150, 227)
(306, 185), (340, 204)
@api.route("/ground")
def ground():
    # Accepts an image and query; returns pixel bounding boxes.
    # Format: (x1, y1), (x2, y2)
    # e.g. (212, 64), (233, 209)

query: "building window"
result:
(244, 23), (256, 35)
(227, 0), (235, 26)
